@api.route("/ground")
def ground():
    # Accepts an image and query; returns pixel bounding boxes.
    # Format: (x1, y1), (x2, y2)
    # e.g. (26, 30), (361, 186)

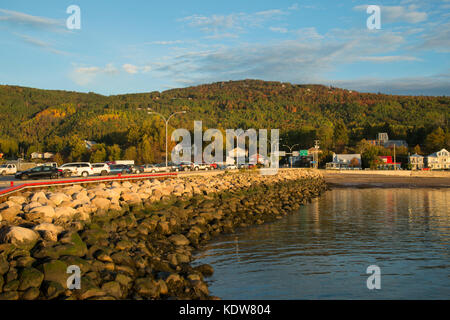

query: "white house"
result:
(326, 153), (362, 169)
(426, 148), (450, 170)
(409, 154), (424, 170)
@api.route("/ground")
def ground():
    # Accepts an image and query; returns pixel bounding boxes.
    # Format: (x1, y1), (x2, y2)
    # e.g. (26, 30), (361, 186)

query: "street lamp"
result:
(148, 110), (187, 167)
(283, 144), (299, 168)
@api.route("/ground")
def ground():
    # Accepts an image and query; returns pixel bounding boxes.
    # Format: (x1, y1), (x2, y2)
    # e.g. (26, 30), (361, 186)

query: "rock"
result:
(0, 291), (19, 300)
(33, 223), (64, 242)
(76, 276), (105, 300)
(40, 260), (69, 288)
(7, 196), (27, 205)
(194, 264), (214, 277)
(0, 206), (21, 222)
(23, 202), (42, 213)
(101, 281), (122, 298)
(134, 278), (160, 298)
(43, 281), (65, 299)
(54, 206), (78, 218)
(15, 256), (36, 268)
(0, 255), (9, 275)
(168, 234), (190, 246)
(0, 226), (39, 250)
(49, 193), (71, 206)
(121, 192), (142, 205)
(91, 197), (110, 210)
(115, 274), (133, 287)
(29, 205), (56, 219)
(19, 267), (44, 291)
(33, 232), (87, 259)
(3, 279), (19, 292)
(21, 287), (40, 300)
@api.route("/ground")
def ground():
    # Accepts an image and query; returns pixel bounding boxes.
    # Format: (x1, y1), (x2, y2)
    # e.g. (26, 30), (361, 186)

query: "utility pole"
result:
(393, 143), (396, 170)
(148, 110), (187, 167)
(283, 144), (299, 168)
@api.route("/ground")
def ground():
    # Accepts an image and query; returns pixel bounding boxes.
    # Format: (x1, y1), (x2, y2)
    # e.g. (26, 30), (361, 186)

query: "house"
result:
(227, 147), (247, 158)
(366, 133), (408, 148)
(384, 140), (408, 148)
(326, 153), (361, 169)
(31, 152), (43, 159)
(377, 156), (401, 170)
(43, 152), (54, 159)
(425, 149), (450, 170)
(409, 154), (424, 170)
(84, 140), (97, 150)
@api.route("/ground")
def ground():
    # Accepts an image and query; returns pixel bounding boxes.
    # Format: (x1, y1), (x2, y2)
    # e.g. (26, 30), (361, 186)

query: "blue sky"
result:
(0, 0), (449, 95)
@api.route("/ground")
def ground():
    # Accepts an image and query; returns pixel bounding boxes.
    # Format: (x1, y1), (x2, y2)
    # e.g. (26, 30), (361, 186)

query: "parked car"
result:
(225, 164), (238, 170)
(59, 162), (94, 177)
(108, 164), (132, 175)
(91, 163), (110, 176)
(144, 163), (170, 173)
(0, 163), (17, 175)
(130, 164), (144, 174)
(15, 165), (63, 180)
(178, 161), (195, 171)
(167, 162), (181, 172)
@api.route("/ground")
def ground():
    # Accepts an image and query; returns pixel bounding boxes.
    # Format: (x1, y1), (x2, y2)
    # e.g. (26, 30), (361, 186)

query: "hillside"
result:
(0, 79), (449, 163)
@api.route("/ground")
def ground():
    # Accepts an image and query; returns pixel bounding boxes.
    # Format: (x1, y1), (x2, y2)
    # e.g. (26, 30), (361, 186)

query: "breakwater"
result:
(0, 169), (326, 300)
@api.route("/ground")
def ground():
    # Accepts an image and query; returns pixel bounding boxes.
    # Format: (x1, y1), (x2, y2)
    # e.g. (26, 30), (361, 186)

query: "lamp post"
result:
(148, 110), (187, 167)
(283, 144), (299, 168)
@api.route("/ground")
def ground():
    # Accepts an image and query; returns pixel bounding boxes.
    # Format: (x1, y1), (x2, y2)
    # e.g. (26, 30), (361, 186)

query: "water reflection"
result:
(193, 188), (450, 299)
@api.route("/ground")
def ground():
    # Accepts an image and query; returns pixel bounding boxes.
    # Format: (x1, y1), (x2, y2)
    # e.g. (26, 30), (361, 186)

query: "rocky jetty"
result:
(0, 169), (326, 300)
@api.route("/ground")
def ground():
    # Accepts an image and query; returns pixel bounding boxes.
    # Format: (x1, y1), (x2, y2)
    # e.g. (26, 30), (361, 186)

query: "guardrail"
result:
(0, 172), (178, 199)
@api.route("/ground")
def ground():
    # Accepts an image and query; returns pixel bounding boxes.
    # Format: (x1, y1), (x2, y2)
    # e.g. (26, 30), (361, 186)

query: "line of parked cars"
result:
(12, 160), (243, 180)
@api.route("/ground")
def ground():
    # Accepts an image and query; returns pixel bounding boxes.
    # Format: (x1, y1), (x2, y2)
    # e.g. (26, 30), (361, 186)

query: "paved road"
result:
(0, 169), (226, 191)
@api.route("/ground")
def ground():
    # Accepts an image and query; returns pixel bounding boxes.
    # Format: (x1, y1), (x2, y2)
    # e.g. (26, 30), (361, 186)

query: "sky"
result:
(0, 0), (449, 96)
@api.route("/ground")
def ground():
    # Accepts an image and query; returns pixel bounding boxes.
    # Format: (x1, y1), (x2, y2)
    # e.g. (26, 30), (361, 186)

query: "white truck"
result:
(0, 163), (17, 175)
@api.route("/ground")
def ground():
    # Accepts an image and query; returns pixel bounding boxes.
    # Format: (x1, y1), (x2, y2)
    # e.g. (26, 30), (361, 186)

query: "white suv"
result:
(59, 162), (94, 177)
(91, 163), (110, 176)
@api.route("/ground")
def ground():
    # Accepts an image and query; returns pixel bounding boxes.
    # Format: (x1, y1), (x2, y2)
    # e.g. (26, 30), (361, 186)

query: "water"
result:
(193, 188), (450, 299)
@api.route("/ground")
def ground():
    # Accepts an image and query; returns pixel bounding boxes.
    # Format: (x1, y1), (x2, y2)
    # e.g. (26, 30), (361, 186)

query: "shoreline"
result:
(0, 169), (326, 300)
(323, 172), (450, 189)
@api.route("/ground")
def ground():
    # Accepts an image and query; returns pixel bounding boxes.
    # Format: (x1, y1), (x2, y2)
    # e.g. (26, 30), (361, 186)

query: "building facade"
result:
(426, 149), (450, 170)
(409, 154), (424, 170)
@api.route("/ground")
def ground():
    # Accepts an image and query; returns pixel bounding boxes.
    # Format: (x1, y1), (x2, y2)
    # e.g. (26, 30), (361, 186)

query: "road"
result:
(0, 169), (226, 191)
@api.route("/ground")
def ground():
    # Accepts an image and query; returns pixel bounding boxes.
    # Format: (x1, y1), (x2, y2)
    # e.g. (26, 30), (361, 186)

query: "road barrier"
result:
(0, 172), (178, 199)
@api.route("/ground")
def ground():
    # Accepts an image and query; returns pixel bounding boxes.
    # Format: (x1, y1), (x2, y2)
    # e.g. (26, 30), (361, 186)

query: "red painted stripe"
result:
(0, 172), (177, 197)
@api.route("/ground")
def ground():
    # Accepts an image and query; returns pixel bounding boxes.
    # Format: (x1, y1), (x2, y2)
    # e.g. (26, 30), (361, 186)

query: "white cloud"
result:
(356, 55), (421, 62)
(70, 63), (118, 86)
(13, 33), (68, 55)
(270, 27), (288, 33)
(0, 8), (65, 31)
(122, 63), (152, 74)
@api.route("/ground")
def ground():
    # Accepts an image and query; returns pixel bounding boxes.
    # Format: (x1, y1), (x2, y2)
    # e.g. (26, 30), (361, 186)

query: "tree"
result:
(124, 146), (137, 161)
(53, 153), (64, 166)
(333, 120), (348, 152)
(107, 144), (122, 161)
(425, 127), (446, 153)
(90, 144), (107, 163)
(413, 144), (422, 155)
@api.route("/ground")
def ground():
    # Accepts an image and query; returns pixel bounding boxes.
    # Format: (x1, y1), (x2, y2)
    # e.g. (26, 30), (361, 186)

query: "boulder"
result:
(0, 206), (21, 222)
(7, 196), (27, 206)
(91, 197), (110, 210)
(121, 192), (141, 204)
(29, 205), (56, 219)
(18, 267), (44, 291)
(33, 223), (64, 241)
(0, 226), (39, 250)
(48, 193), (70, 206)
(54, 206), (78, 218)
(30, 191), (48, 204)
(40, 260), (69, 288)
(168, 234), (190, 246)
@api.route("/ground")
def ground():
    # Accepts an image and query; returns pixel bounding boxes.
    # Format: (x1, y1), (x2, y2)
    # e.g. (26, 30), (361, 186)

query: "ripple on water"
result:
(193, 188), (450, 299)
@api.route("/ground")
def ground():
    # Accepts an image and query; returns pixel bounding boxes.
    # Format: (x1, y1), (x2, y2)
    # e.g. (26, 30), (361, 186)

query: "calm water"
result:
(193, 188), (450, 299)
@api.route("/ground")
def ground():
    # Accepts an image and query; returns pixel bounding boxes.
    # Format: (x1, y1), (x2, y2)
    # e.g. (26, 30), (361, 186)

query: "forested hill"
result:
(0, 79), (448, 163)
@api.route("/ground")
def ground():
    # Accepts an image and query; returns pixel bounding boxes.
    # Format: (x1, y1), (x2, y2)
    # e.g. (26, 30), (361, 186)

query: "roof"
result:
(333, 153), (361, 163)
(409, 153), (424, 158)
(427, 148), (449, 158)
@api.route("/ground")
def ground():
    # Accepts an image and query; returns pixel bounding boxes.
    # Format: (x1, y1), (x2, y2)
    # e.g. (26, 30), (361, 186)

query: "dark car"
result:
(15, 165), (63, 180)
(108, 164), (132, 175)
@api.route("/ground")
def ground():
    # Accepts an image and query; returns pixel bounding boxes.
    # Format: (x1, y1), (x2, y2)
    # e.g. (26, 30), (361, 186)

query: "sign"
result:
(292, 151), (299, 157)
(300, 150), (308, 156)
(273, 151), (286, 157)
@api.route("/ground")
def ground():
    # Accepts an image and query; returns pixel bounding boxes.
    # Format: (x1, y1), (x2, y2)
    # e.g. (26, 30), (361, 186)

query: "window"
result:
(31, 167), (42, 172)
